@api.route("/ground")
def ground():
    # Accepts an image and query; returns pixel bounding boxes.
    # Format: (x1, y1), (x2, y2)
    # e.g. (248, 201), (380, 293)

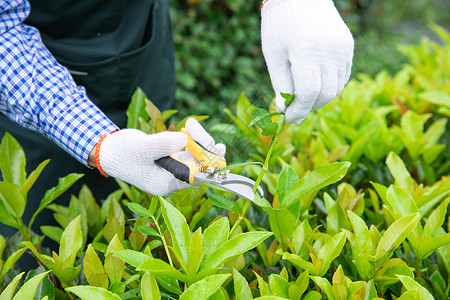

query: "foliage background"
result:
(169, 0), (450, 124)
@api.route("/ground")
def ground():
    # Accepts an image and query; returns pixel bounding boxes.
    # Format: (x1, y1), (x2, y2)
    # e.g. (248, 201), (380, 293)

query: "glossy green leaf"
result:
(141, 272), (161, 300)
(266, 207), (297, 244)
(317, 232), (347, 276)
(202, 217), (229, 259)
(60, 215), (83, 267)
(179, 274), (230, 300)
(417, 233), (450, 259)
(249, 112), (282, 127)
(269, 274), (290, 298)
(396, 275), (434, 300)
(66, 286), (122, 300)
(127, 87), (149, 129)
(200, 231), (272, 271)
(187, 228), (204, 277)
(0, 272), (24, 300)
(376, 213), (419, 255)
(160, 197), (191, 265)
(0, 247), (27, 281)
(282, 253), (315, 274)
(104, 234), (125, 283)
(283, 162), (351, 209)
(0, 181), (24, 219)
(12, 271), (50, 300)
(114, 250), (151, 268)
(21, 159), (50, 196)
(137, 258), (188, 283)
(207, 193), (234, 210)
(302, 290), (322, 300)
(277, 165), (299, 204)
(40, 226), (63, 244)
(233, 268), (252, 300)
(386, 152), (414, 195)
(422, 197), (450, 238)
(261, 122), (278, 136)
(311, 276), (333, 299)
(0, 132), (26, 187)
(127, 202), (151, 217)
(84, 245), (109, 289)
(385, 185), (418, 217)
(255, 272), (271, 296)
(137, 226), (160, 238)
(281, 92), (295, 106)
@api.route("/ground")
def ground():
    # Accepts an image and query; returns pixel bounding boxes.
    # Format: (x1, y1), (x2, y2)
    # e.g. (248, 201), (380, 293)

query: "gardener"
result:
(0, 0), (353, 227)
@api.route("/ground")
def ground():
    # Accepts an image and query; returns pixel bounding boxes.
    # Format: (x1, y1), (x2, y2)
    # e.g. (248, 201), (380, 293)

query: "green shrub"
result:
(0, 25), (449, 300)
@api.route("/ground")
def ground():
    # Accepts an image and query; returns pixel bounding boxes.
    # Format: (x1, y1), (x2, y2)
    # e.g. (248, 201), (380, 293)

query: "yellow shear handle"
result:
(181, 128), (227, 169)
(155, 155), (200, 184)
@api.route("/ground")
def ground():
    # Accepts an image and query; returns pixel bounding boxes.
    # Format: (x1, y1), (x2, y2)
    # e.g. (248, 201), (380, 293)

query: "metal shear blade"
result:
(195, 172), (264, 201)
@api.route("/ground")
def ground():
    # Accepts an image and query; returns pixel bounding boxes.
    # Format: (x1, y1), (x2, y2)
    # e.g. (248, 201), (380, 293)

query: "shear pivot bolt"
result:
(206, 167), (215, 175)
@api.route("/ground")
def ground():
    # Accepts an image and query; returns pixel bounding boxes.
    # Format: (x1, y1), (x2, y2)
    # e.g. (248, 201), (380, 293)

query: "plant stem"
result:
(152, 216), (173, 266)
(229, 115), (285, 238)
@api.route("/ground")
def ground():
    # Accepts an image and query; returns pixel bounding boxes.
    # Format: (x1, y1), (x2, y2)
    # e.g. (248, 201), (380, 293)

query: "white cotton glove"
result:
(261, 0), (354, 124)
(97, 118), (225, 196)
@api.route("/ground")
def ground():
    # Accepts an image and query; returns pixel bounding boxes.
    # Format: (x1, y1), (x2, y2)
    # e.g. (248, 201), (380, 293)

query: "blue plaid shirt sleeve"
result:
(0, 0), (119, 166)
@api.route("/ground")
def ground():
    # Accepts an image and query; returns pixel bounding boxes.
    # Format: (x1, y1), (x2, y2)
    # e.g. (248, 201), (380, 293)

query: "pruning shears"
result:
(155, 129), (264, 201)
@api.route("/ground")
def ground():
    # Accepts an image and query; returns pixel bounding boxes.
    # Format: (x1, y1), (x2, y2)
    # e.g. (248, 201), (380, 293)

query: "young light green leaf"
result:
(137, 258), (188, 283)
(385, 185), (418, 217)
(12, 271), (50, 300)
(249, 112), (283, 128)
(233, 268), (252, 300)
(277, 165), (299, 204)
(261, 122), (278, 136)
(282, 252), (315, 275)
(422, 198), (450, 238)
(310, 276), (333, 300)
(137, 226), (160, 238)
(0, 247), (27, 282)
(60, 215), (83, 267)
(396, 275), (434, 300)
(202, 217), (229, 259)
(66, 286), (122, 300)
(127, 202), (151, 217)
(160, 197), (191, 265)
(207, 193), (234, 210)
(21, 159), (50, 196)
(386, 152), (414, 195)
(0, 132), (26, 188)
(114, 250), (151, 268)
(179, 274), (230, 300)
(283, 162), (351, 210)
(40, 226), (63, 244)
(0, 272), (24, 300)
(281, 92), (295, 107)
(376, 213), (419, 255)
(302, 290), (322, 300)
(269, 274), (290, 298)
(141, 272), (161, 300)
(84, 245), (109, 289)
(417, 233), (450, 259)
(127, 87), (149, 129)
(251, 108), (271, 129)
(0, 181), (24, 220)
(104, 234), (125, 284)
(266, 207), (297, 244)
(187, 228), (204, 277)
(317, 232), (347, 276)
(200, 231), (272, 271)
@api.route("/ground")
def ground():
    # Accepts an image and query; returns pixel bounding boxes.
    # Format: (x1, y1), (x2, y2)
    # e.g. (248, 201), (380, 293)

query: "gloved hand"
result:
(261, 0), (354, 124)
(95, 118), (225, 196)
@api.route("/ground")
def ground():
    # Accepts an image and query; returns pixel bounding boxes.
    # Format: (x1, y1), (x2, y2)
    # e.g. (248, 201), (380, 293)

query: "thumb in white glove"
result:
(261, 0), (354, 124)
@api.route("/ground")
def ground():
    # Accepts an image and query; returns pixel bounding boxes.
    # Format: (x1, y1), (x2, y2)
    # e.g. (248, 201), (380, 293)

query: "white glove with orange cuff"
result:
(261, 0), (354, 124)
(92, 118), (225, 196)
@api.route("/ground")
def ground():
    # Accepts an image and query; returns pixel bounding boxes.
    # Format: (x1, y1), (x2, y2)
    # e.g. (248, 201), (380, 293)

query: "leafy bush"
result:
(0, 25), (449, 300)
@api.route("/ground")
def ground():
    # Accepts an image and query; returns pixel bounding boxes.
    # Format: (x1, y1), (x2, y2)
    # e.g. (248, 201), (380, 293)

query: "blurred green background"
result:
(168, 0), (450, 123)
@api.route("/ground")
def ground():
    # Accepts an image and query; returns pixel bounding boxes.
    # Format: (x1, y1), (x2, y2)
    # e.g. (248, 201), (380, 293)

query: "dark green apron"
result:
(0, 0), (176, 267)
